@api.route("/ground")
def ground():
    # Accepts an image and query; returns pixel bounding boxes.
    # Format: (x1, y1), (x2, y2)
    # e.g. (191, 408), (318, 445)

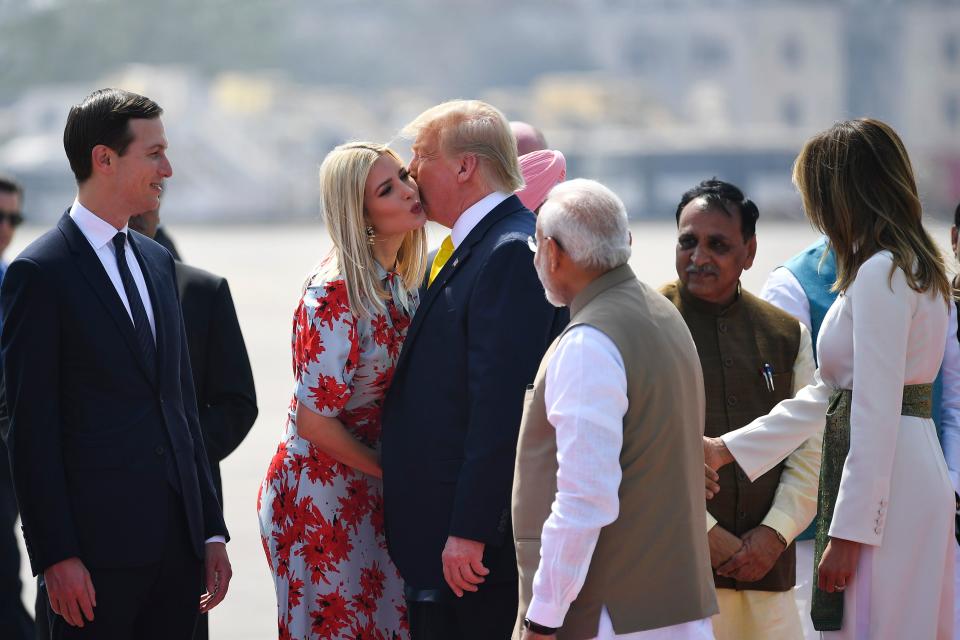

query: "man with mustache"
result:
(660, 179), (820, 640)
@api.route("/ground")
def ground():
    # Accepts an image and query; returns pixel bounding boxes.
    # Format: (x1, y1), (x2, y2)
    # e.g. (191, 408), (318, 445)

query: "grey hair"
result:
(538, 179), (631, 271)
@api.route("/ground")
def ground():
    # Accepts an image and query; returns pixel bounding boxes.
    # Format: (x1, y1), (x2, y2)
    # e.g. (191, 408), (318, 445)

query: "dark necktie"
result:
(111, 232), (157, 375)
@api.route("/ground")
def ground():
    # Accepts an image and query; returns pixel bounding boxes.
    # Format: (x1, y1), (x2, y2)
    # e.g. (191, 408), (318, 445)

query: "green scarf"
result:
(811, 384), (933, 631)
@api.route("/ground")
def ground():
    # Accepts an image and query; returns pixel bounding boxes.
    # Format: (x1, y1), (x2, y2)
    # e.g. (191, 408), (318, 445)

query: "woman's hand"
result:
(817, 537), (860, 593)
(295, 402), (382, 478)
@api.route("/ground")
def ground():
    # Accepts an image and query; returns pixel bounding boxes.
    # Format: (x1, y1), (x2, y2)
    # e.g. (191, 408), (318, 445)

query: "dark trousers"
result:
(45, 489), (203, 640)
(0, 439), (34, 640)
(407, 581), (518, 640)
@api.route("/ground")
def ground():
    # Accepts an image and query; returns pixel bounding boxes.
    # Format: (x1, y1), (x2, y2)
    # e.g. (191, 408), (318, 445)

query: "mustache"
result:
(685, 263), (720, 275)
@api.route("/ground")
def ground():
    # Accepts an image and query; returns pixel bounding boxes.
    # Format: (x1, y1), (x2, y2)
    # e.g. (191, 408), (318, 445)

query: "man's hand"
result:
(704, 436), (734, 471)
(44, 557), (96, 628)
(708, 525), (743, 569)
(199, 542), (232, 613)
(817, 537), (860, 593)
(522, 630), (556, 640)
(705, 464), (720, 499)
(441, 536), (489, 597)
(716, 525), (787, 582)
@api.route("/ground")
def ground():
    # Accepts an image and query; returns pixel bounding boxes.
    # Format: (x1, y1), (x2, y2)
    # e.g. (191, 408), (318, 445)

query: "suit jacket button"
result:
(155, 445), (166, 455)
(727, 395), (738, 407)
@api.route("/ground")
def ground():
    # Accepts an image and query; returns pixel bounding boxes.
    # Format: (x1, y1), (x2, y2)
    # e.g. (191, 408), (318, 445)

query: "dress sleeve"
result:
(293, 281), (360, 418)
(761, 324), (822, 542)
(828, 257), (914, 546)
(722, 370), (831, 482)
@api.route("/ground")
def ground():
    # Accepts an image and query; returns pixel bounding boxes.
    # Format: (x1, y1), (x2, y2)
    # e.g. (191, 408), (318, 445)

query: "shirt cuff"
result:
(205, 536), (226, 545)
(760, 507), (801, 545)
(706, 510), (718, 533)
(526, 595), (569, 629)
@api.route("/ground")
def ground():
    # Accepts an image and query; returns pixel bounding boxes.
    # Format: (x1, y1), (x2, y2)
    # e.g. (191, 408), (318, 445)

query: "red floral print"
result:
(259, 270), (415, 638)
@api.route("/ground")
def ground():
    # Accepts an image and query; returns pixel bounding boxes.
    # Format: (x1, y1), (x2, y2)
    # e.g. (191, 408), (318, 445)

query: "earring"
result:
(366, 225), (376, 245)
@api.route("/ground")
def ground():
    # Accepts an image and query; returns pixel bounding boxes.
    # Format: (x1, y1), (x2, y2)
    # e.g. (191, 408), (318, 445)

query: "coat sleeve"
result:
(449, 236), (559, 545)
(194, 277), (258, 464)
(2, 259), (80, 574)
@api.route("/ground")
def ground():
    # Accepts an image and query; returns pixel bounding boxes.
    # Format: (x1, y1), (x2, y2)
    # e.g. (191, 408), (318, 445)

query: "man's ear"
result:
(548, 239), (563, 273)
(456, 154), (478, 184)
(743, 234), (758, 271)
(91, 144), (115, 177)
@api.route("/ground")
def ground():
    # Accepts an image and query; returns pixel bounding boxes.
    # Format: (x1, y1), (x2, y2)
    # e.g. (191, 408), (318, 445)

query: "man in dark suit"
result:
(152, 224), (181, 261)
(0, 175), (33, 640)
(381, 100), (564, 640)
(129, 208), (257, 506)
(2, 88), (231, 639)
(129, 208), (257, 640)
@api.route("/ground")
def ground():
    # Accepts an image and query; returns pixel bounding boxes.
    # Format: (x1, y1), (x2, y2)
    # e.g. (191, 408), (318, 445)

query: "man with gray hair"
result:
(513, 178), (717, 639)
(382, 100), (564, 639)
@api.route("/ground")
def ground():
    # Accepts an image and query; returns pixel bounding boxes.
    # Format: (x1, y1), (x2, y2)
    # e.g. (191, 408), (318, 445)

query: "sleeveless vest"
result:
(513, 265), (717, 639)
(662, 282), (802, 592)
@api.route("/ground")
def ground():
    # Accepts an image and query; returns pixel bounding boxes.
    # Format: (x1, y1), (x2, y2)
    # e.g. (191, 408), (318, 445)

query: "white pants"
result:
(793, 539), (818, 639)
(592, 607), (714, 639)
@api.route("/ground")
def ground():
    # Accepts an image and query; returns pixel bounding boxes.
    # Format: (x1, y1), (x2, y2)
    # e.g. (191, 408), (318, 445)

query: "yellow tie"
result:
(428, 235), (454, 287)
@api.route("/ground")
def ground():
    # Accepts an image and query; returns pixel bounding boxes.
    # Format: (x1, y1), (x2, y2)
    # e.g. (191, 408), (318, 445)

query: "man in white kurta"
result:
(515, 179), (717, 639)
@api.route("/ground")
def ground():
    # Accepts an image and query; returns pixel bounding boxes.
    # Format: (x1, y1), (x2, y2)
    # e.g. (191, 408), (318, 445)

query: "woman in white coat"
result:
(704, 118), (954, 639)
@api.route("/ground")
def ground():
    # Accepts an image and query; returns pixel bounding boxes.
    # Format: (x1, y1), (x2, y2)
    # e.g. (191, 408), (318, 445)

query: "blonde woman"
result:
(258, 142), (427, 639)
(704, 119), (954, 639)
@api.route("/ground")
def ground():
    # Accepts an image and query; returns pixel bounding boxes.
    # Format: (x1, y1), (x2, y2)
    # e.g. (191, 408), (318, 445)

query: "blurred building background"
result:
(0, 0), (957, 222)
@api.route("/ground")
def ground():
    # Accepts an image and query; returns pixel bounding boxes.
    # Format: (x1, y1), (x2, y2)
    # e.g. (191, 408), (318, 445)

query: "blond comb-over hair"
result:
(402, 100), (524, 193)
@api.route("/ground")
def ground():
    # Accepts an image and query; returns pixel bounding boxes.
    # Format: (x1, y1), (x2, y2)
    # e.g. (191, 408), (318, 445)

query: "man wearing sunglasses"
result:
(0, 173), (31, 639)
(0, 176), (24, 282)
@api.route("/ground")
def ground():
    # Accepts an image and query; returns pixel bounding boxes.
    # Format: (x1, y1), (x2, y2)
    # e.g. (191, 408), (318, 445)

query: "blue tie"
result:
(111, 232), (156, 376)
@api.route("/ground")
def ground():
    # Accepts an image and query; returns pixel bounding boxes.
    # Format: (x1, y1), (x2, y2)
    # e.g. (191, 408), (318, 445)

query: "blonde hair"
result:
(793, 118), (950, 302)
(401, 100), (524, 193)
(308, 142), (427, 318)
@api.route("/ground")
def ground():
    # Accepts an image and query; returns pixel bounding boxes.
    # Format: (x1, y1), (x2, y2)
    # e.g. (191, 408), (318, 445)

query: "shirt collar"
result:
(451, 191), (510, 249)
(69, 199), (129, 251)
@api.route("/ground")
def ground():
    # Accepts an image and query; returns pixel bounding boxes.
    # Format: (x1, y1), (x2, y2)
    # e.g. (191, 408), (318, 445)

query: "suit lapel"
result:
(397, 195), (526, 372)
(57, 213), (157, 385)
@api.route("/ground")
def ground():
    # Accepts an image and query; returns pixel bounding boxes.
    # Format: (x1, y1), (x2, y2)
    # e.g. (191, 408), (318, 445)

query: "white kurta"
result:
(724, 252), (954, 639)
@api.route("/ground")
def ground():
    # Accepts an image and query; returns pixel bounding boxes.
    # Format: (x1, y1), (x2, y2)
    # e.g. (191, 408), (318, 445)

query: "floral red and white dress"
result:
(258, 264), (414, 640)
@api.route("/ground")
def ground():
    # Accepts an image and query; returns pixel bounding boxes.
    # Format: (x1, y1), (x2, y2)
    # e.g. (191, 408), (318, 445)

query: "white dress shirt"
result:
(759, 267), (812, 331)
(69, 199), (156, 340)
(69, 200), (225, 546)
(528, 325), (712, 639)
(450, 191), (511, 249)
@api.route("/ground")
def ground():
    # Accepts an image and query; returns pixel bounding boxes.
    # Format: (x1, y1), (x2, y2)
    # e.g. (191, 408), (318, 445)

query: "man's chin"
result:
(544, 289), (567, 308)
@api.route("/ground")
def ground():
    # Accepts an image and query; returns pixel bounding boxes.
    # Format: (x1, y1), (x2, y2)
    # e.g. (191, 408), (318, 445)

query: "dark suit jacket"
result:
(1, 213), (227, 575)
(175, 262), (257, 506)
(382, 195), (565, 591)
(154, 226), (182, 261)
